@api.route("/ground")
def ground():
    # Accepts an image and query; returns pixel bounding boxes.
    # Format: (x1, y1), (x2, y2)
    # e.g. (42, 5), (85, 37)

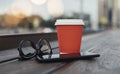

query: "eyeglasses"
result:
(0, 38), (58, 64)
(0, 38), (100, 63)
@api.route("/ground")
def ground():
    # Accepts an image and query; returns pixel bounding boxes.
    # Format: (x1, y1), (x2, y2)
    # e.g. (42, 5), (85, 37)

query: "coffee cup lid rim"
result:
(55, 19), (84, 26)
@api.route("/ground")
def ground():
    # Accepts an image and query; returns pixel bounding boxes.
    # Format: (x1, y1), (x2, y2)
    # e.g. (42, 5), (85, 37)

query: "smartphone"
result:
(36, 52), (100, 63)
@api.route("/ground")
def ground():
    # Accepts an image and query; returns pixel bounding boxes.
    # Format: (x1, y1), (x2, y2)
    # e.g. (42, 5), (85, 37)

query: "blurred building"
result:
(0, 0), (120, 33)
(98, 0), (120, 29)
(114, 0), (120, 28)
(98, 0), (113, 29)
(80, 0), (99, 30)
(82, 0), (117, 30)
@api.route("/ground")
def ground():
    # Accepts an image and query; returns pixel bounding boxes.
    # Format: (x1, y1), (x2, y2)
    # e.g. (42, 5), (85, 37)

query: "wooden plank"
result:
(0, 30), (101, 50)
(1, 30), (119, 74)
(0, 41), (63, 74)
(0, 41), (59, 61)
(0, 33), (57, 50)
(51, 29), (120, 74)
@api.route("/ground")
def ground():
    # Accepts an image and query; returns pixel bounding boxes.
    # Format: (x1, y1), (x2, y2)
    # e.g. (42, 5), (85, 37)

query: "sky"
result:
(0, 0), (81, 20)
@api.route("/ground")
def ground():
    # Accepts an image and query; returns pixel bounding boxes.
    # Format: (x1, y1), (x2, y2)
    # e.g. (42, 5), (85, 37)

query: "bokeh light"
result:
(31, 0), (47, 5)
(47, 0), (64, 17)
(11, 0), (32, 17)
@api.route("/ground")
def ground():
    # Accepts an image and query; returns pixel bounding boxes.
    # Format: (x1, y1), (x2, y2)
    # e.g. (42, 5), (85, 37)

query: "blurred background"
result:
(0, 0), (119, 34)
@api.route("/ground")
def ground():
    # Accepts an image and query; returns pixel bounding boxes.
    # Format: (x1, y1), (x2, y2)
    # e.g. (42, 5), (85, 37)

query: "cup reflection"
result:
(60, 53), (80, 58)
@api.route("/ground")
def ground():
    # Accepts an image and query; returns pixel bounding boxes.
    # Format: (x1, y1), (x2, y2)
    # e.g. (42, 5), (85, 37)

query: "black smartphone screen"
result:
(36, 52), (100, 63)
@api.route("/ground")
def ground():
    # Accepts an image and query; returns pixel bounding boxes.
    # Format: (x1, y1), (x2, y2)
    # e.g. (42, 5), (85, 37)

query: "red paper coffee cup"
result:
(55, 19), (84, 54)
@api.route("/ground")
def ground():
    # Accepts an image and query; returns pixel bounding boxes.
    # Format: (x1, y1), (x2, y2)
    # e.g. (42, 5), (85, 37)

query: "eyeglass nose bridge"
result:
(36, 38), (53, 59)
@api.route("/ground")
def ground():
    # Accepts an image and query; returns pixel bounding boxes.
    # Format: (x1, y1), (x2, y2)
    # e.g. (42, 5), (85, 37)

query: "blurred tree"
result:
(100, 16), (108, 29)
(72, 12), (80, 19)
(18, 17), (29, 28)
(28, 15), (43, 29)
(2, 14), (20, 28)
(41, 12), (91, 30)
(41, 20), (56, 29)
(0, 15), (6, 28)
(18, 15), (44, 30)
(0, 15), (1, 22)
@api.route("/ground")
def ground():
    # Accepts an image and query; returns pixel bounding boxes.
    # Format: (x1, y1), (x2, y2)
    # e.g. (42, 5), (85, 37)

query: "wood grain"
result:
(52, 30), (120, 74)
(1, 30), (120, 74)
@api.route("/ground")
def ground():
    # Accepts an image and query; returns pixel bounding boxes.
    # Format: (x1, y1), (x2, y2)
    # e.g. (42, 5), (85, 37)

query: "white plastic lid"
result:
(55, 19), (84, 26)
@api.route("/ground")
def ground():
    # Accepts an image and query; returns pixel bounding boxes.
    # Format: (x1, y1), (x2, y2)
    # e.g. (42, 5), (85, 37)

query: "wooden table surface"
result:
(0, 29), (120, 74)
